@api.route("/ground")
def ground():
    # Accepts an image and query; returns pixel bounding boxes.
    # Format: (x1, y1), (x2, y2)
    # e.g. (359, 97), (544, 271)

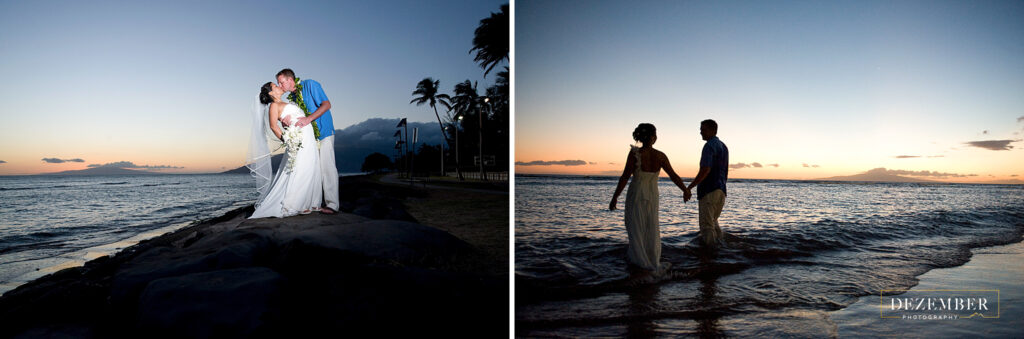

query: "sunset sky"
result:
(515, 0), (1024, 183)
(0, 0), (506, 175)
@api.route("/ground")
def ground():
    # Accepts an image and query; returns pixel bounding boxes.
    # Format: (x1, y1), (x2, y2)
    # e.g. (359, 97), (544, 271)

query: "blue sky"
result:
(0, 0), (507, 174)
(515, 0), (1024, 181)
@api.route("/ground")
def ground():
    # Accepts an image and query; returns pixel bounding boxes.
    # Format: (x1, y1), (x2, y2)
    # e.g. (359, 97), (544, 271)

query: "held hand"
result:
(683, 189), (692, 202)
(609, 197), (618, 210)
(294, 116), (311, 128)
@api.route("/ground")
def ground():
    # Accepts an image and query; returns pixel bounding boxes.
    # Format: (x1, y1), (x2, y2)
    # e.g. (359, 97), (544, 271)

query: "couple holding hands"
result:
(609, 120), (729, 276)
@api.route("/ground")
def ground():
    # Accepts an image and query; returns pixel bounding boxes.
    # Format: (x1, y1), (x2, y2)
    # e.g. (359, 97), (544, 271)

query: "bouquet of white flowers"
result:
(282, 125), (303, 173)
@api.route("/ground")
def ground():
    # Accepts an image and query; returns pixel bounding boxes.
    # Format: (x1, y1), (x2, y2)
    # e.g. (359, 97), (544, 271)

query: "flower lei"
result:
(288, 77), (321, 140)
(282, 125), (303, 173)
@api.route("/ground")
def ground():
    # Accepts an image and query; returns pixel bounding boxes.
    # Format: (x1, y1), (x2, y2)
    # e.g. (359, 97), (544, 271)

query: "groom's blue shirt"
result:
(697, 136), (728, 200)
(299, 79), (334, 140)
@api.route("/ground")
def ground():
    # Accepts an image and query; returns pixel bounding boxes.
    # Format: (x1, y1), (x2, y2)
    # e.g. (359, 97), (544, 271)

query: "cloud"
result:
(1018, 116), (1024, 123)
(964, 140), (1018, 151)
(803, 163), (820, 168)
(359, 131), (383, 141)
(589, 162), (598, 165)
(87, 161), (183, 170)
(0, 160), (5, 164)
(1012, 174), (1019, 177)
(515, 160), (588, 166)
(42, 158), (85, 163)
(982, 130), (989, 135)
(333, 118), (446, 173)
(894, 154), (943, 159)
(865, 167), (976, 178)
(730, 162), (775, 169)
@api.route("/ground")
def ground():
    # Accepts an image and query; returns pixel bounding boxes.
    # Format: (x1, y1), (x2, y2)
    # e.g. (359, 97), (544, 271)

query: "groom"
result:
(277, 68), (339, 214)
(684, 119), (728, 247)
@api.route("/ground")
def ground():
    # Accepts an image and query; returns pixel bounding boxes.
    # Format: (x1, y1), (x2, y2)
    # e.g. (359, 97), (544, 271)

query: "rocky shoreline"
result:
(0, 175), (507, 337)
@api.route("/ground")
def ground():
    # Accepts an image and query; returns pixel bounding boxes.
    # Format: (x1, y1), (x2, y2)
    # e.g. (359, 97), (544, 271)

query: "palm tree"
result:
(449, 80), (479, 119)
(470, 4), (509, 78)
(496, 66), (509, 98)
(410, 78), (452, 175)
(449, 80), (483, 180)
(489, 67), (509, 111)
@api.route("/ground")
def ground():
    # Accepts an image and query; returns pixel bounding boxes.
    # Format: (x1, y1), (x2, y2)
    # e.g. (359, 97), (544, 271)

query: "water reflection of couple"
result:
(609, 120), (729, 277)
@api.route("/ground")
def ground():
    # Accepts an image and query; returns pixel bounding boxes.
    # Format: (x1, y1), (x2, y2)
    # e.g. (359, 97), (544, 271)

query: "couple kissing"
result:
(247, 69), (340, 219)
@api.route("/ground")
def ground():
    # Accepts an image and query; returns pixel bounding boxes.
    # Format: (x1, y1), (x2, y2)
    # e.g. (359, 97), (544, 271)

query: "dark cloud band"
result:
(87, 161), (183, 170)
(866, 167), (976, 178)
(964, 140), (1018, 151)
(515, 160), (588, 166)
(730, 162), (779, 169)
(42, 158), (85, 163)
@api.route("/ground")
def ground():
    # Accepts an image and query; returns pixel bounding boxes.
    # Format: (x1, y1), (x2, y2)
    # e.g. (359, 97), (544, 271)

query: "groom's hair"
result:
(701, 119), (718, 133)
(276, 68), (296, 80)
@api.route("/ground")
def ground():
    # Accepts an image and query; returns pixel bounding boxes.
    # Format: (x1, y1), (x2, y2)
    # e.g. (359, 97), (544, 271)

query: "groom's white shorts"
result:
(320, 135), (340, 210)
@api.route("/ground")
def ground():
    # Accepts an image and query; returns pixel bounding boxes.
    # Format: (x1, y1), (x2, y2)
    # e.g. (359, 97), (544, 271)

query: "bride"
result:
(609, 123), (689, 277)
(247, 82), (323, 218)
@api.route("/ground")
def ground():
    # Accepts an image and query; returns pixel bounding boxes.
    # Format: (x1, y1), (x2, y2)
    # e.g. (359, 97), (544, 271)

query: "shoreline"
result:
(0, 204), (252, 296)
(0, 173), (383, 296)
(517, 236), (1024, 337)
(830, 236), (1024, 336)
(0, 175), (508, 337)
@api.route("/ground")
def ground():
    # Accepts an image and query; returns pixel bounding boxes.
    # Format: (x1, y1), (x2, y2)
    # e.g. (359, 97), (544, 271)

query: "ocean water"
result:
(0, 174), (259, 295)
(515, 175), (1024, 336)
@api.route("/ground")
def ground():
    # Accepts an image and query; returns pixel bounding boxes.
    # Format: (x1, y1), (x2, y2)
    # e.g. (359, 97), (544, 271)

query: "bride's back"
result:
(635, 147), (666, 174)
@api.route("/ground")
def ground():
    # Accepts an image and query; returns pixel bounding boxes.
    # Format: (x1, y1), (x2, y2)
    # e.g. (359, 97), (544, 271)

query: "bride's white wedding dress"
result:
(249, 103), (323, 218)
(624, 146), (670, 274)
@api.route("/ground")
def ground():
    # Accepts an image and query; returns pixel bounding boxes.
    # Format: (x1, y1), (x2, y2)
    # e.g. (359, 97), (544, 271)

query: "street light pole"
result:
(457, 115), (463, 181)
(440, 137), (445, 178)
(479, 97), (488, 181)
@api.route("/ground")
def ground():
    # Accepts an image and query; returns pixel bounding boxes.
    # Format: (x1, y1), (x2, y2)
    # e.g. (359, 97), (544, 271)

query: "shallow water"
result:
(0, 174), (258, 294)
(515, 175), (1024, 336)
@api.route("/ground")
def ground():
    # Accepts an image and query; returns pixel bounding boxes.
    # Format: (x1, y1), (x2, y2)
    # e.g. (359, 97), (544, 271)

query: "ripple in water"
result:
(0, 174), (259, 293)
(515, 175), (1024, 336)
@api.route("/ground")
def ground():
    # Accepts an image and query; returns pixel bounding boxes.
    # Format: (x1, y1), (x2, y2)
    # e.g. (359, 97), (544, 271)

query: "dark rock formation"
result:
(0, 193), (506, 337)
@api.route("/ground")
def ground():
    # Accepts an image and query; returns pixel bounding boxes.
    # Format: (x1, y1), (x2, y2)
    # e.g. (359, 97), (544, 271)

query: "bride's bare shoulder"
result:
(653, 148), (671, 163)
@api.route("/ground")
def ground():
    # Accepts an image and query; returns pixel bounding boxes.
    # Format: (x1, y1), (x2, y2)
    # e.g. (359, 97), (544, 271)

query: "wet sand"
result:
(831, 238), (1024, 337)
(518, 239), (1024, 337)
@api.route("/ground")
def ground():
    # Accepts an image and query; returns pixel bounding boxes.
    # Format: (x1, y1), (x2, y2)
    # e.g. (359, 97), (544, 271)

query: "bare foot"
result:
(320, 207), (336, 215)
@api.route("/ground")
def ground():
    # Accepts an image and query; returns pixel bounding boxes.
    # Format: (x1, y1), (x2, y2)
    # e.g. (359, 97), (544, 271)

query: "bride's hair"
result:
(258, 82), (274, 104)
(633, 123), (656, 144)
